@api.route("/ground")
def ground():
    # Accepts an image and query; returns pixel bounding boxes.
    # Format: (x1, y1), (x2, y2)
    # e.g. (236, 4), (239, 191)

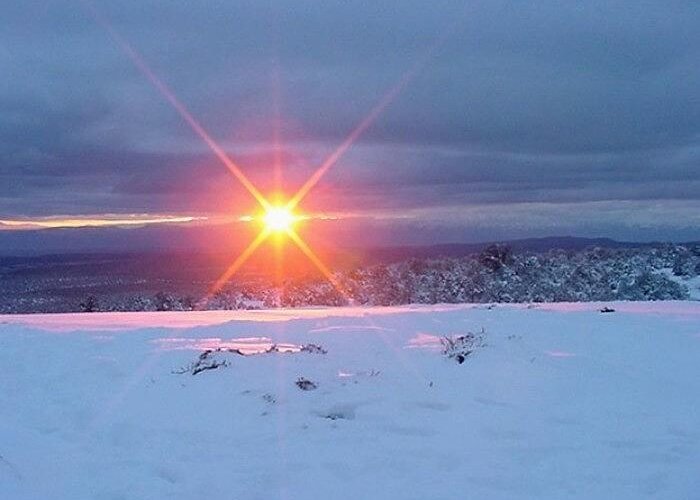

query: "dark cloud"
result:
(1, 0), (699, 242)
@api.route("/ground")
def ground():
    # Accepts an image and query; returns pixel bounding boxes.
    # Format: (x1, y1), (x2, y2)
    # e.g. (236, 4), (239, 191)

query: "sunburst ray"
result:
(207, 228), (272, 299)
(286, 15), (461, 211)
(82, 1), (270, 210)
(286, 228), (353, 304)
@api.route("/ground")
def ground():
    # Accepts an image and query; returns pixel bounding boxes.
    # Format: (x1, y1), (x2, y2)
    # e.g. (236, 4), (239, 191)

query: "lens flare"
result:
(263, 207), (297, 233)
(84, 0), (456, 296)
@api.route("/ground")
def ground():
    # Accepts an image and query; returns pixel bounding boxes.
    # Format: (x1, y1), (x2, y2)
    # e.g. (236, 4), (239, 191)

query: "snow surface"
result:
(1, 302), (699, 499)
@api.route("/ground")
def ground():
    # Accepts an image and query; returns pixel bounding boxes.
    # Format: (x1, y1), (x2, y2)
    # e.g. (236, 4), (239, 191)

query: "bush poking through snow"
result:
(295, 377), (318, 391)
(173, 349), (230, 375)
(190, 359), (228, 375)
(173, 343), (327, 375)
(300, 343), (328, 354)
(440, 329), (486, 364)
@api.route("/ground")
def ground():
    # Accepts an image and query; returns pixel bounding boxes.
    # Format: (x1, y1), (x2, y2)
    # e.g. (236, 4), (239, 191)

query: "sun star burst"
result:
(262, 206), (297, 233)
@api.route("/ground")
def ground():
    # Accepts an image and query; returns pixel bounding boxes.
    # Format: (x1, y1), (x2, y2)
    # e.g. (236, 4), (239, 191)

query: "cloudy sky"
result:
(2, 0), (700, 246)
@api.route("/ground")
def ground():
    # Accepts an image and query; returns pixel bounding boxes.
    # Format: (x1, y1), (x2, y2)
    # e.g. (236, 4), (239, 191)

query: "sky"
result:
(2, 0), (700, 249)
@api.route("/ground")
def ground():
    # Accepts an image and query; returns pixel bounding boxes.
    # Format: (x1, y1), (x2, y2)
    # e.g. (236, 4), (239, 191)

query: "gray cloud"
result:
(1, 0), (699, 241)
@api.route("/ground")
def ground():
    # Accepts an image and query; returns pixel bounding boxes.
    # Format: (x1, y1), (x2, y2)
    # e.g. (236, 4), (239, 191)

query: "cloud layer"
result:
(2, 0), (700, 242)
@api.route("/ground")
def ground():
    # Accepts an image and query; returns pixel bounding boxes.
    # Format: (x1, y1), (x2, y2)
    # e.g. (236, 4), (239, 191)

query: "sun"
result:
(262, 206), (297, 233)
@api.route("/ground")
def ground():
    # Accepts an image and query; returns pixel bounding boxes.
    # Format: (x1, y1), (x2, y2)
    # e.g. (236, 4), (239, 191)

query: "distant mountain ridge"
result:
(0, 219), (697, 258)
(0, 228), (693, 260)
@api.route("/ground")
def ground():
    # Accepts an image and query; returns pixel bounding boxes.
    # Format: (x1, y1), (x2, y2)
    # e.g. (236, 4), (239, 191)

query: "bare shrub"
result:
(173, 343), (327, 375)
(300, 343), (328, 354)
(440, 329), (486, 364)
(295, 377), (318, 391)
(173, 349), (232, 375)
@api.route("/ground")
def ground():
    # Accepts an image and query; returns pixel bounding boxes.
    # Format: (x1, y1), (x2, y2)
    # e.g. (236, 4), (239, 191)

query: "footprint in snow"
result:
(318, 404), (357, 421)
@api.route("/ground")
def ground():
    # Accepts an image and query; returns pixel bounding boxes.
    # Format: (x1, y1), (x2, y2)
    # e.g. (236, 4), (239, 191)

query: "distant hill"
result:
(0, 223), (684, 259)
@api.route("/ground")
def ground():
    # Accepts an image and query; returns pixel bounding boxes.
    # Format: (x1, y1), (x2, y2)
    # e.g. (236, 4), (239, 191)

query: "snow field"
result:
(1, 302), (699, 499)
